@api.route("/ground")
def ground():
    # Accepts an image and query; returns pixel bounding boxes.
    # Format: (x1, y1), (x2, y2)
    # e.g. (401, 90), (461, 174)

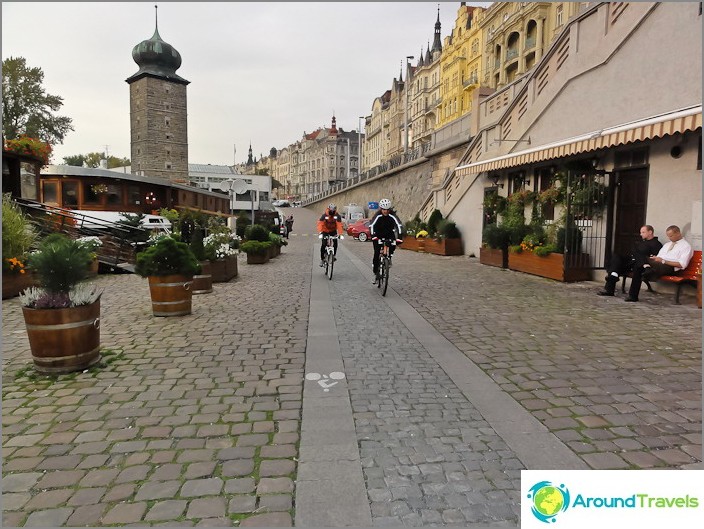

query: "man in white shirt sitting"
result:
(625, 225), (694, 302)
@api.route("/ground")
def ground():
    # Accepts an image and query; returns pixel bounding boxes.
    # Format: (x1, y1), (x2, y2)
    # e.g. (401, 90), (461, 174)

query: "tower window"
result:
(166, 134), (171, 140)
(165, 163), (172, 169)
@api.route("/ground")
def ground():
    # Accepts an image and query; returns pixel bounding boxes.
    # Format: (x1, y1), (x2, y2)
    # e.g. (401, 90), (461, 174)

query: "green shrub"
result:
(239, 240), (272, 255)
(244, 224), (270, 242)
(533, 244), (558, 257)
(507, 224), (532, 246)
(27, 234), (93, 294)
(556, 225), (583, 254)
(482, 224), (510, 250)
(235, 214), (250, 239)
(268, 232), (283, 247)
(190, 226), (206, 261)
(438, 219), (461, 239)
(2, 194), (37, 268)
(427, 209), (443, 236)
(134, 236), (201, 277)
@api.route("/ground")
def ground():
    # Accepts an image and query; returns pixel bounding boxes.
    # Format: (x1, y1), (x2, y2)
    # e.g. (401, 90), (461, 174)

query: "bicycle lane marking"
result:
(294, 243), (373, 527)
(341, 244), (587, 471)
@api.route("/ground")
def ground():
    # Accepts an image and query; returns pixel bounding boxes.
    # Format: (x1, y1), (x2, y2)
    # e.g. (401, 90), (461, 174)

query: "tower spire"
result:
(432, 4), (443, 54)
(153, 4), (160, 38)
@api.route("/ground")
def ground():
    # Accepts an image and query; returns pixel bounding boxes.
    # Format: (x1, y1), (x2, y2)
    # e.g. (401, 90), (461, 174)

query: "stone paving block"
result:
(259, 459), (295, 477)
(224, 477), (256, 494)
(239, 512), (292, 527)
(217, 446), (256, 460)
(115, 464), (150, 483)
(101, 502), (148, 524)
(25, 488), (74, 510)
(102, 483), (137, 502)
(2, 471), (43, 492)
(68, 487), (107, 506)
(2, 492), (31, 511)
(227, 495), (257, 514)
(135, 480), (182, 501)
(236, 433), (270, 446)
(23, 507), (73, 527)
(257, 477), (294, 495)
(145, 500), (188, 521)
(180, 477), (224, 497)
(66, 504), (108, 526)
(222, 459), (255, 477)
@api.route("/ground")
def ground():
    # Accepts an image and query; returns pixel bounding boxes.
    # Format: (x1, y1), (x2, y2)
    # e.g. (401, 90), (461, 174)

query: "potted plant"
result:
(77, 236), (103, 277)
(135, 236), (201, 317)
(424, 218), (463, 256)
(189, 226), (212, 294)
(2, 193), (38, 298)
(204, 231), (239, 282)
(19, 233), (101, 373)
(240, 240), (272, 264)
(480, 224), (510, 268)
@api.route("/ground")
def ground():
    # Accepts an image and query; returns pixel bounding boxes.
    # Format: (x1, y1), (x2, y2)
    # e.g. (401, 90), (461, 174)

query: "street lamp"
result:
(404, 55), (414, 155)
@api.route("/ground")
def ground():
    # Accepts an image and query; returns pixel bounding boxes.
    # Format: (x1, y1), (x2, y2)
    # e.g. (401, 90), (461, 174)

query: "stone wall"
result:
(130, 77), (189, 182)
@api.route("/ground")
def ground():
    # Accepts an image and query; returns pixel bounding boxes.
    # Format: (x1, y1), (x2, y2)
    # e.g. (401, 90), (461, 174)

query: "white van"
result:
(341, 204), (366, 227)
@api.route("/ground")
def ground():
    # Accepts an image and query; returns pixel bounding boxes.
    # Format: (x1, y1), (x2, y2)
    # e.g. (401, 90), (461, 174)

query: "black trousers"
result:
(628, 261), (675, 300)
(372, 240), (396, 273)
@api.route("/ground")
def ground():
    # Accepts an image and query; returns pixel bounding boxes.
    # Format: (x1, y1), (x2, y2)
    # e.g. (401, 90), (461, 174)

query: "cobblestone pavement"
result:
(343, 236), (702, 473)
(2, 207), (701, 527)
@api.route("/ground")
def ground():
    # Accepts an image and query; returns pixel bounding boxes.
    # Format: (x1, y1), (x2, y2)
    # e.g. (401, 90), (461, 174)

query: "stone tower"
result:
(126, 7), (190, 182)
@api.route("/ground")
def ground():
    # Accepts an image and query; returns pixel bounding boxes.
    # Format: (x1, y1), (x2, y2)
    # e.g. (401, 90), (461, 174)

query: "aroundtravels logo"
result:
(527, 481), (571, 523)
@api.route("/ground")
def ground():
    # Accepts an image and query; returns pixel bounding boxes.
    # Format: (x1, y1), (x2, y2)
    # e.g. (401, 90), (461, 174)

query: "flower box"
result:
(480, 247), (508, 268)
(399, 237), (426, 252)
(210, 255), (238, 282)
(246, 252), (269, 264)
(422, 237), (463, 256)
(2, 272), (38, 299)
(508, 251), (591, 282)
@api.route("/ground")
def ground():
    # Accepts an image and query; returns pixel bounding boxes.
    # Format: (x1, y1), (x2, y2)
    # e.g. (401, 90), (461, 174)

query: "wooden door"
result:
(613, 168), (649, 257)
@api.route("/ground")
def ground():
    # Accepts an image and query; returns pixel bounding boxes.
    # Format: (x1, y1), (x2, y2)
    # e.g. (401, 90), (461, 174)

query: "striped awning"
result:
(455, 105), (702, 176)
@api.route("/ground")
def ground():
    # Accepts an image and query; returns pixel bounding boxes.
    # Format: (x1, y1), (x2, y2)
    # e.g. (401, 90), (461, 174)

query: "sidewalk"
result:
(2, 208), (701, 527)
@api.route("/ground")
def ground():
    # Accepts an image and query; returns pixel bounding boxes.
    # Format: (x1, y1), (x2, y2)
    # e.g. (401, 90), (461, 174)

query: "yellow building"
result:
(437, 3), (486, 128)
(479, 2), (586, 90)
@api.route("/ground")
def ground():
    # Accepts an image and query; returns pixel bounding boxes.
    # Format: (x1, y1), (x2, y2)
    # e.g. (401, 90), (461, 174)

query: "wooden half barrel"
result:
(22, 299), (101, 374)
(148, 274), (193, 317)
(192, 261), (213, 294)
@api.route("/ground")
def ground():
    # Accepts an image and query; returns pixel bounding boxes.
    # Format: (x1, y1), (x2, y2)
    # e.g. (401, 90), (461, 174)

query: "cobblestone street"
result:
(2, 207), (701, 527)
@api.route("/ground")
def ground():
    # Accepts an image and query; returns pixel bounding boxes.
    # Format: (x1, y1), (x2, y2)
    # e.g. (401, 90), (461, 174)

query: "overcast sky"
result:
(2, 1), (491, 167)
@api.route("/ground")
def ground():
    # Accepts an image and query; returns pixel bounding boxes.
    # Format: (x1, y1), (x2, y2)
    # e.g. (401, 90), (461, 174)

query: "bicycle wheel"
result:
(327, 251), (334, 280)
(382, 256), (389, 296)
(323, 251), (330, 275)
(376, 262), (383, 289)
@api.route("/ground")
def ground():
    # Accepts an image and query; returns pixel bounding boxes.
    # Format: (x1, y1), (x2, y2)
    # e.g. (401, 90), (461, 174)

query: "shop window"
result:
(43, 181), (59, 204)
(128, 185), (141, 205)
(62, 181), (79, 207)
(84, 182), (100, 204)
(106, 184), (121, 205)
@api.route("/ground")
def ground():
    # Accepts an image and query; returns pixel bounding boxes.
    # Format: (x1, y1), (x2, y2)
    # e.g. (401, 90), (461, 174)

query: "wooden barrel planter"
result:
(192, 261), (213, 294)
(22, 299), (101, 374)
(148, 274), (193, 316)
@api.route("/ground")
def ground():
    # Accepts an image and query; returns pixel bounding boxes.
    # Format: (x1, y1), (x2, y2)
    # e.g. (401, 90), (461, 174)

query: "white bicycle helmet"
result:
(328, 203), (337, 211)
(379, 198), (392, 209)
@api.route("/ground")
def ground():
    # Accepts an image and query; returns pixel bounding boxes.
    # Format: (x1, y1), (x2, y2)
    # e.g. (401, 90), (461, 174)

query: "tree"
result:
(63, 152), (130, 168)
(2, 57), (74, 144)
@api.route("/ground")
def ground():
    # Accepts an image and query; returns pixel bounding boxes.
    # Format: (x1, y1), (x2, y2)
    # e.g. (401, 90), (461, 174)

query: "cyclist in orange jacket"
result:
(316, 203), (344, 267)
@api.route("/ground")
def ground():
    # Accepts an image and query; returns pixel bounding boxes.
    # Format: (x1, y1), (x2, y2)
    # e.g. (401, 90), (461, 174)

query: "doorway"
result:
(612, 168), (649, 258)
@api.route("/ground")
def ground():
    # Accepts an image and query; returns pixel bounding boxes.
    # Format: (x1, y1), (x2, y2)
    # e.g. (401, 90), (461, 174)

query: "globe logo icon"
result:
(527, 481), (570, 523)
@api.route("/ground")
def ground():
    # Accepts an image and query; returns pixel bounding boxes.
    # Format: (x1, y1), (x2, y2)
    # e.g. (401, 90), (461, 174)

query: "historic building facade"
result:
(126, 20), (190, 183)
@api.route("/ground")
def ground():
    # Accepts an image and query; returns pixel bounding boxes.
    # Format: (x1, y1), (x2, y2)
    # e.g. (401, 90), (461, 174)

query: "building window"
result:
(42, 181), (59, 204)
(165, 163), (172, 170)
(166, 134), (171, 140)
(128, 185), (141, 205)
(106, 184), (121, 205)
(62, 181), (79, 207)
(556, 5), (564, 26)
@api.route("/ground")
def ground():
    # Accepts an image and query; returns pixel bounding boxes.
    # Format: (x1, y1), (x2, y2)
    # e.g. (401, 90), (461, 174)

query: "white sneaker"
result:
(319, 260), (324, 267)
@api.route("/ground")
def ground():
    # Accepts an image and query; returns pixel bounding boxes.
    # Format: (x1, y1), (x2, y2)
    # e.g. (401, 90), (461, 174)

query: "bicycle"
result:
(374, 237), (397, 296)
(320, 234), (341, 280)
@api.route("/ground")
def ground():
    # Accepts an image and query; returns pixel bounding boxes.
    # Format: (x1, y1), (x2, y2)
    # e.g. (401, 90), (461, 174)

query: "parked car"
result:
(346, 219), (372, 241)
(272, 199), (290, 207)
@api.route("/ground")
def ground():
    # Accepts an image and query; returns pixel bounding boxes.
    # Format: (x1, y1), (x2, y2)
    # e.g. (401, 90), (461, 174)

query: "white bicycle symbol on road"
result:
(305, 371), (346, 391)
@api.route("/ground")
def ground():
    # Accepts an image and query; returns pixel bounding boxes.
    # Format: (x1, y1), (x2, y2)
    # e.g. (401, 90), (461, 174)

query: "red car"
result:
(346, 219), (372, 241)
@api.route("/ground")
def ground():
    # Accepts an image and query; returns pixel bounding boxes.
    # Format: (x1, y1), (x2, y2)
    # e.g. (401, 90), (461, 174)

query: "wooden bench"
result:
(658, 250), (702, 304)
(623, 250), (702, 304)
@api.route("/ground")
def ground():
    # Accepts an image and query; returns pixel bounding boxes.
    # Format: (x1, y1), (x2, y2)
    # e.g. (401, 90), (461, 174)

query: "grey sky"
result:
(2, 1), (490, 167)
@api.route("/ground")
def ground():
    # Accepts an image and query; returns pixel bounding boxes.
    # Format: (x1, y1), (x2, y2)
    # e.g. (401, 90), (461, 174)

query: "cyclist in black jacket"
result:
(370, 198), (403, 280)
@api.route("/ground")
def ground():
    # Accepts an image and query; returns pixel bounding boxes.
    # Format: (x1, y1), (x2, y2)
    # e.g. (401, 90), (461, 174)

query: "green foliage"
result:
(62, 152), (130, 168)
(482, 193), (508, 215)
(27, 234), (92, 294)
(2, 56), (73, 145)
(239, 240), (272, 255)
(113, 212), (149, 243)
(190, 226), (206, 261)
(533, 244), (558, 257)
(244, 224), (270, 242)
(158, 208), (180, 224)
(507, 224), (532, 246)
(427, 209), (443, 236)
(482, 224), (511, 250)
(235, 214), (250, 239)
(437, 219), (461, 239)
(557, 224), (584, 254)
(2, 193), (37, 264)
(268, 232), (284, 247)
(134, 236), (201, 277)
